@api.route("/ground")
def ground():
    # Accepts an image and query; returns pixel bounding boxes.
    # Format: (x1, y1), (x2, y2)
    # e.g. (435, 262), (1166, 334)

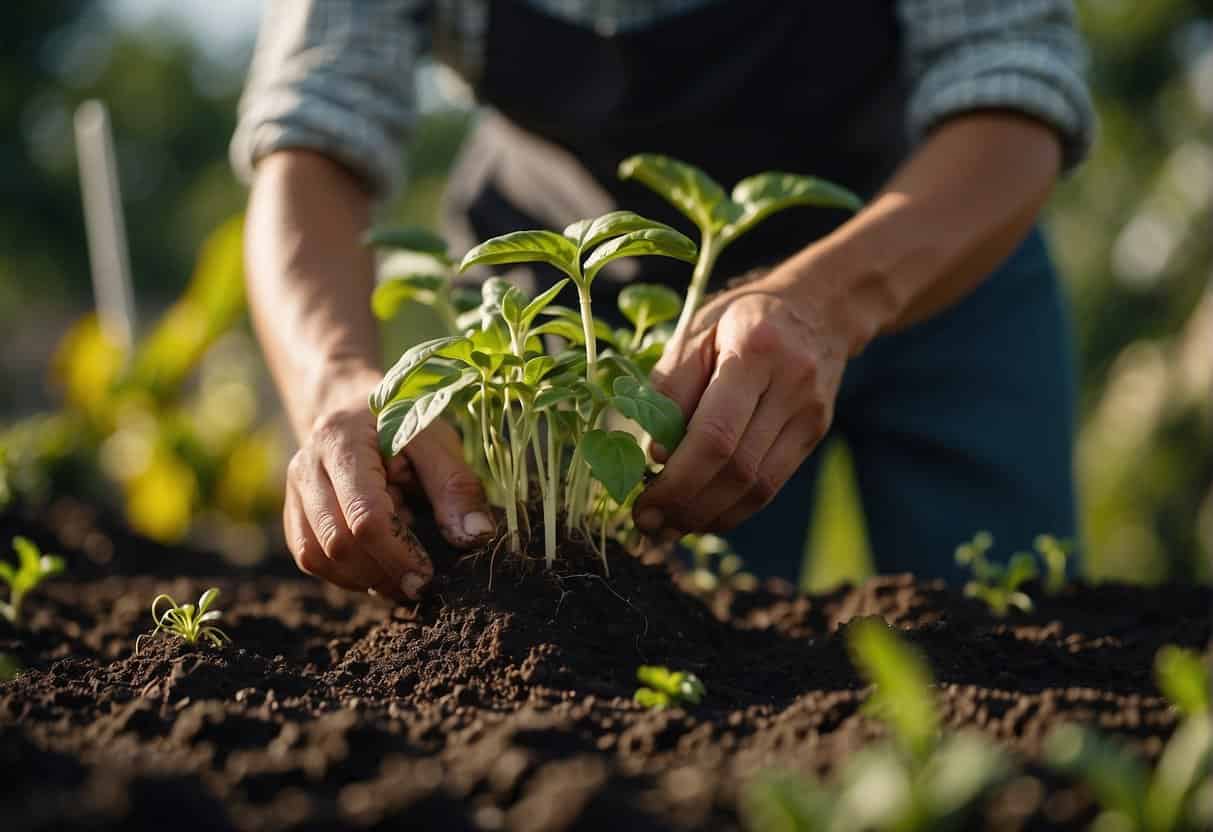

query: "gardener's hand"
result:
(633, 272), (859, 536)
(283, 376), (494, 601)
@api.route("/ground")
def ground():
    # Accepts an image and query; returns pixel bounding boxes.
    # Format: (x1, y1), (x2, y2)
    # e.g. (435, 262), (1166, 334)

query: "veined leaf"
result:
(618, 283), (682, 332)
(362, 225), (451, 258)
(723, 172), (862, 244)
(524, 355), (557, 385)
(377, 398), (413, 457)
(608, 376), (685, 450)
(582, 228), (698, 285)
(371, 274), (446, 320)
(580, 429), (646, 503)
(599, 352), (646, 382)
(459, 230), (579, 279)
(564, 211), (682, 255)
(388, 370), (479, 455)
(519, 279), (570, 331)
(371, 335), (469, 413)
(618, 154), (737, 234)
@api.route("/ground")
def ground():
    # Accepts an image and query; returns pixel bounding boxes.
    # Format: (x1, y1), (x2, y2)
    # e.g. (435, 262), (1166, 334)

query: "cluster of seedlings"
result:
(955, 532), (1073, 616)
(742, 622), (1212, 832)
(366, 154), (862, 570)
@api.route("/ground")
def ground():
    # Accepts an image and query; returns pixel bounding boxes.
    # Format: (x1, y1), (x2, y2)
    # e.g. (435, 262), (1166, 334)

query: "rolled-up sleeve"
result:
(898, 0), (1096, 171)
(230, 0), (422, 198)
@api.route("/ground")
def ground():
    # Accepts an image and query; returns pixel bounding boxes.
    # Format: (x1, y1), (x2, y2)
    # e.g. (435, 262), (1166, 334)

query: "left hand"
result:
(632, 275), (851, 536)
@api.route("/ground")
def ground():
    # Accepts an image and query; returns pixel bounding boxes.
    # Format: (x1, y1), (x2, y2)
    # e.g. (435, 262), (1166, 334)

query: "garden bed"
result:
(2, 498), (1209, 831)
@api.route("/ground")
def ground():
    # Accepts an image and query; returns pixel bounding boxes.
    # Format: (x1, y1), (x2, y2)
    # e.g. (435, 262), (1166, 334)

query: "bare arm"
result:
(246, 150), (492, 599)
(635, 113), (1062, 535)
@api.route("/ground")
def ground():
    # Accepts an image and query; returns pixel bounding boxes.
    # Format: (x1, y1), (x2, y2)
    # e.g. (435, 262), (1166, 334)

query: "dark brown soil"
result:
(1, 498), (1210, 831)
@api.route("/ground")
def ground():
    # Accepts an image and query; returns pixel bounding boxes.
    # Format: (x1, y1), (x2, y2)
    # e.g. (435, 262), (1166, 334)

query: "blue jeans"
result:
(724, 228), (1079, 585)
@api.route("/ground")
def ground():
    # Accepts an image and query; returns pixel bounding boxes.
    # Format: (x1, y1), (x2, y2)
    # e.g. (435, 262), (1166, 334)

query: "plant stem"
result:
(670, 235), (720, 347)
(545, 418), (559, 568)
(577, 285), (598, 382)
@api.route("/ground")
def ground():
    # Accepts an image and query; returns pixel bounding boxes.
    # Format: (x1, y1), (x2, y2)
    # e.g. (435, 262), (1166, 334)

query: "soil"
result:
(1, 497), (1210, 832)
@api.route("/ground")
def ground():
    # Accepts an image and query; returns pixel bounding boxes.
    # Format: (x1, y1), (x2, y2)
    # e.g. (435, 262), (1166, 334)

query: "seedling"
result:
(619, 154), (862, 345)
(364, 225), (479, 333)
(0, 536), (65, 624)
(1031, 533), (1072, 595)
(371, 211), (695, 572)
(1044, 646), (1212, 832)
(634, 664), (706, 709)
(744, 618), (1011, 831)
(135, 587), (231, 652)
(955, 532), (1037, 616)
(683, 533), (758, 593)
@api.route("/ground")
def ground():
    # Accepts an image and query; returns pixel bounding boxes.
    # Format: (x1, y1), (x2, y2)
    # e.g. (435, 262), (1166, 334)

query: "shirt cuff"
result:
(907, 42), (1096, 172)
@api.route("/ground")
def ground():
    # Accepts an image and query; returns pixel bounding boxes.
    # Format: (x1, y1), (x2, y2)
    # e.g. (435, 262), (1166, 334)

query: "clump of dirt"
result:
(1, 500), (1210, 831)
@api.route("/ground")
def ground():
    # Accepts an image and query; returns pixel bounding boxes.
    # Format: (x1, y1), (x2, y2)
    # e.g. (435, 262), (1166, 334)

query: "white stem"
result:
(578, 286), (598, 381)
(670, 236), (720, 347)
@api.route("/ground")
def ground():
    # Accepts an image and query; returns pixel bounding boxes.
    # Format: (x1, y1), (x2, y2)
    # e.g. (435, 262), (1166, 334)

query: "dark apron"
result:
(442, 0), (908, 314)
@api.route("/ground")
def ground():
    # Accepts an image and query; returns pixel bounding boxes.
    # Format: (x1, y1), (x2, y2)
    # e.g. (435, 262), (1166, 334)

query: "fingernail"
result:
(462, 511), (495, 539)
(635, 508), (663, 534)
(401, 573), (426, 599)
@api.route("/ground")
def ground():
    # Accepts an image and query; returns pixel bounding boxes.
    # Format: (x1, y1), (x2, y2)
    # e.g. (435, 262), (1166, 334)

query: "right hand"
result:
(283, 383), (494, 602)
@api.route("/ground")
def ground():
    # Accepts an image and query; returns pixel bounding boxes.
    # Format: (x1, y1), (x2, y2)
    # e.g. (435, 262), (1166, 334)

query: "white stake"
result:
(74, 100), (137, 352)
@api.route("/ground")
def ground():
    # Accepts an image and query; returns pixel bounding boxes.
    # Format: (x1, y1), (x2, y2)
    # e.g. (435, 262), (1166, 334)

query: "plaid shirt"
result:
(232, 0), (1095, 198)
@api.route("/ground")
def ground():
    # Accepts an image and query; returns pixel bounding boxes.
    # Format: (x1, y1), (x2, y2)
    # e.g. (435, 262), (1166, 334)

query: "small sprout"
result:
(0, 536), (65, 623)
(1033, 534), (1072, 595)
(846, 616), (938, 761)
(955, 532), (1037, 617)
(136, 587), (232, 652)
(1155, 645), (1210, 719)
(683, 533), (758, 593)
(634, 665), (705, 709)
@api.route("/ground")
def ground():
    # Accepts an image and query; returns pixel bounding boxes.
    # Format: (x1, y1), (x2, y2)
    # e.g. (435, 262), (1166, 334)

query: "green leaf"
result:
(617, 154), (737, 234)
(579, 429), (646, 503)
(618, 283), (682, 332)
(1155, 646), (1211, 717)
(1003, 552), (1040, 592)
(533, 386), (578, 411)
(362, 225), (451, 258)
(388, 370), (479, 455)
(500, 284), (524, 330)
(197, 588), (219, 616)
(1143, 714), (1213, 831)
(922, 732), (1011, 819)
(13, 537), (39, 572)
(518, 278), (570, 331)
(846, 616), (938, 760)
(582, 228), (698, 285)
(0, 562), (14, 584)
(1044, 724), (1149, 820)
(634, 688), (672, 709)
(564, 210), (683, 254)
(377, 398), (413, 457)
(371, 274), (446, 320)
(459, 230), (580, 279)
(608, 376), (685, 450)
(636, 665), (706, 704)
(722, 172), (862, 244)
(524, 355), (557, 385)
(598, 352), (646, 382)
(530, 318), (586, 343)
(370, 335), (470, 413)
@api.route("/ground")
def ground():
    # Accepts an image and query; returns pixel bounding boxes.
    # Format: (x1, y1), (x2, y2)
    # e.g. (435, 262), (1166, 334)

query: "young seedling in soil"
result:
(0, 536), (65, 624)
(618, 153), (862, 346)
(682, 533), (758, 594)
(955, 531), (1038, 616)
(135, 587), (231, 653)
(371, 211), (695, 572)
(633, 664), (706, 709)
(743, 617), (1012, 832)
(1044, 645), (1213, 832)
(1030, 533), (1072, 595)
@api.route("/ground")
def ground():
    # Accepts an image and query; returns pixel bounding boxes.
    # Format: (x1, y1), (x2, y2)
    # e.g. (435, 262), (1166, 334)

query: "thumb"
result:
(405, 421), (496, 548)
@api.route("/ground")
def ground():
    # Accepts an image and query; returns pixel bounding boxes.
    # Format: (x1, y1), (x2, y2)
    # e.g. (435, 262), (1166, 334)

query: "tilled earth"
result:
(1, 499), (1210, 831)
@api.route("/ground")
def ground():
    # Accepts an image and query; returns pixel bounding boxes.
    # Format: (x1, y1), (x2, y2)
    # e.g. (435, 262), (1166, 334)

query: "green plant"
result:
(633, 664), (706, 709)
(955, 532), (1038, 616)
(371, 211), (696, 571)
(618, 154), (862, 345)
(1044, 646), (1212, 832)
(683, 533), (758, 593)
(364, 225), (480, 333)
(1032, 533), (1073, 595)
(135, 587), (232, 652)
(0, 536), (65, 623)
(743, 618), (1011, 832)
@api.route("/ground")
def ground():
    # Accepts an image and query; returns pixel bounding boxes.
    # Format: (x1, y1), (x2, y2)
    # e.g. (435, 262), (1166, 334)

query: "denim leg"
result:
(842, 228), (1080, 584)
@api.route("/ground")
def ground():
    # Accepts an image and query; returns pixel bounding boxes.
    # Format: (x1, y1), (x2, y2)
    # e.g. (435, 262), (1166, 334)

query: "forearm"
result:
(768, 112), (1062, 354)
(245, 150), (382, 438)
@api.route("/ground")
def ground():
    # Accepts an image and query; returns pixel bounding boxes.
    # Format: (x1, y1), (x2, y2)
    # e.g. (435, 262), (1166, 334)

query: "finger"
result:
(650, 324), (717, 422)
(687, 386), (791, 529)
(318, 430), (435, 597)
(284, 485), (399, 597)
(386, 484), (416, 528)
(634, 352), (769, 533)
(709, 410), (828, 533)
(385, 453), (419, 492)
(406, 421), (495, 547)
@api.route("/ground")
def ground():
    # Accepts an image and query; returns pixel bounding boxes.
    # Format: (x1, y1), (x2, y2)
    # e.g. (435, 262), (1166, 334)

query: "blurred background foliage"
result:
(0, 1), (1208, 584)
